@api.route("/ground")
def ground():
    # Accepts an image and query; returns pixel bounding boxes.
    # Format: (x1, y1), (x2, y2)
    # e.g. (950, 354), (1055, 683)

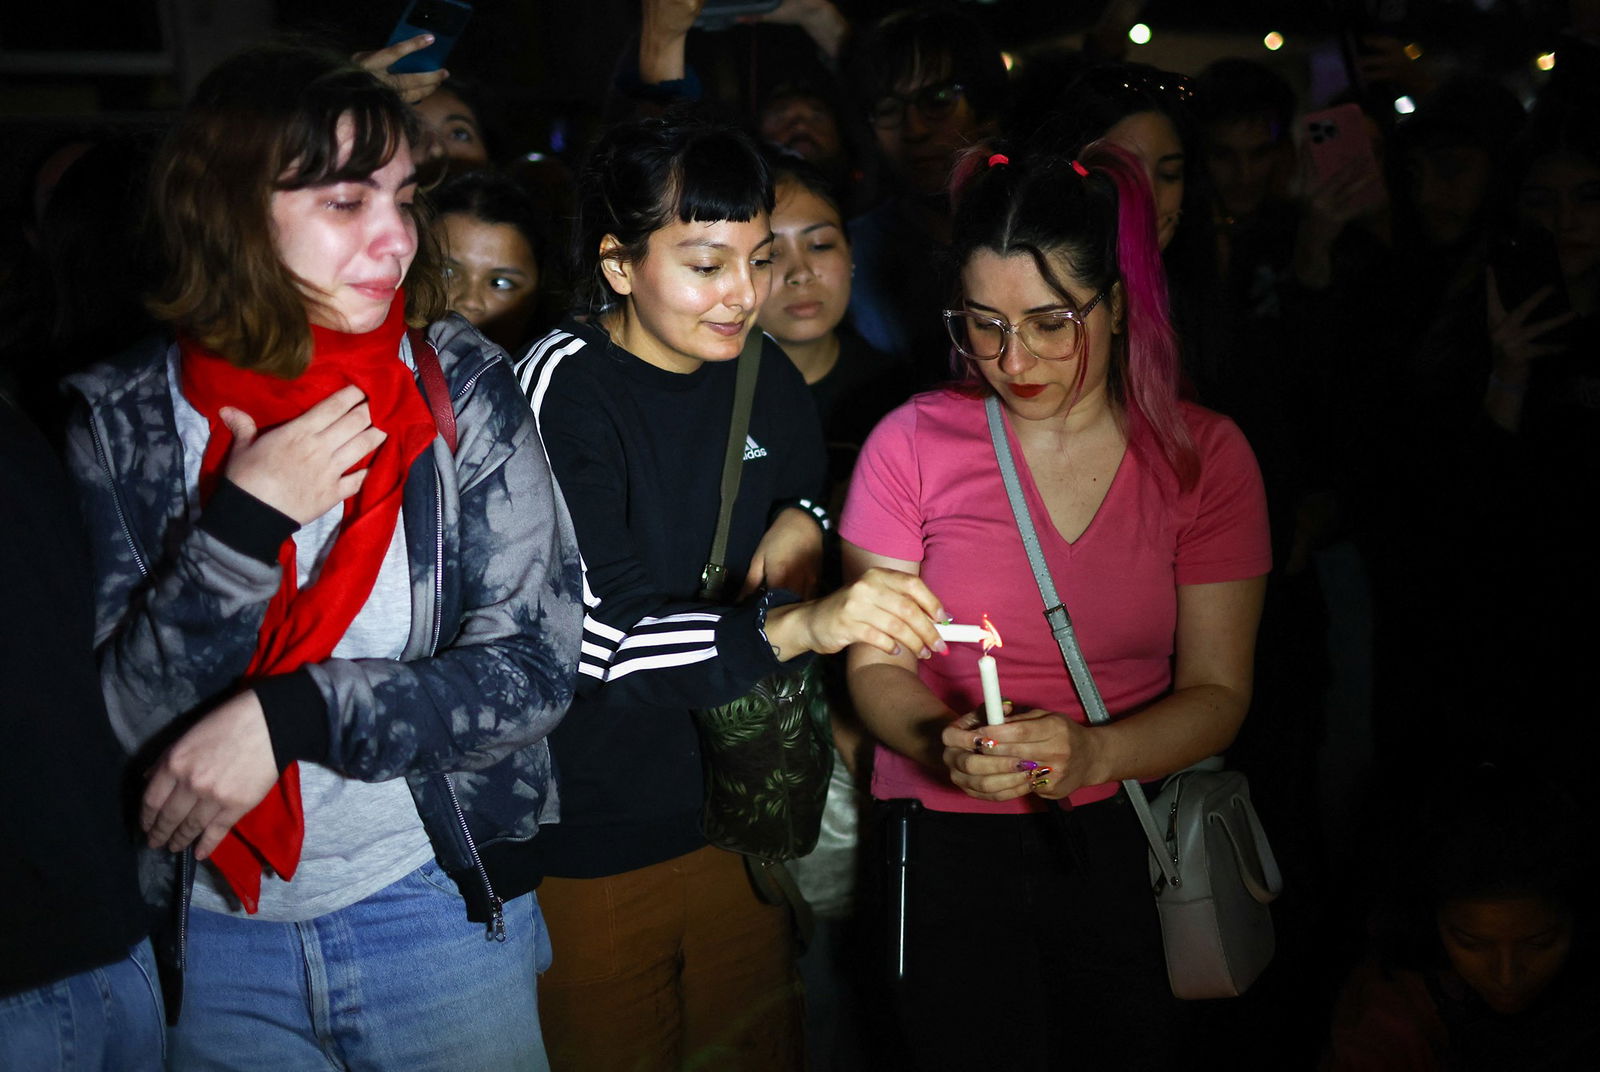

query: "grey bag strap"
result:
(698, 330), (765, 602)
(983, 395), (1180, 889)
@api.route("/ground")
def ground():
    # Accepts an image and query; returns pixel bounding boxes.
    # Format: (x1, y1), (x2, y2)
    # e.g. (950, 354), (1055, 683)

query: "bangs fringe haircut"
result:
(573, 114), (772, 314)
(147, 43), (446, 378)
(671, 131), (773, 226)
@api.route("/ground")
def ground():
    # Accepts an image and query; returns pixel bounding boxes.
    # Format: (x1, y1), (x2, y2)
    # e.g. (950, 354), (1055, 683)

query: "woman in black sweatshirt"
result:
(512, 114), (945, 1071)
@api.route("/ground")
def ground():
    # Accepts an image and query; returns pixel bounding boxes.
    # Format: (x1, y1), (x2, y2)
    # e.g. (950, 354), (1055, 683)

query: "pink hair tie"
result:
(987, 153), (1010, 168)
(1070, 159), (1090, 177)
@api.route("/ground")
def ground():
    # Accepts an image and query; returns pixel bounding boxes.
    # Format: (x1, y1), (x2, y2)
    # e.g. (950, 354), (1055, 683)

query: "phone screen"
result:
(694, 0), (781, 30)
(386, 0), (473, 74)
(1492, 226), (1570, 320)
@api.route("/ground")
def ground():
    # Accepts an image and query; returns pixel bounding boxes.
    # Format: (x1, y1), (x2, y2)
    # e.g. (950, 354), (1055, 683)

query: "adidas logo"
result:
(742, 435), (768, 461)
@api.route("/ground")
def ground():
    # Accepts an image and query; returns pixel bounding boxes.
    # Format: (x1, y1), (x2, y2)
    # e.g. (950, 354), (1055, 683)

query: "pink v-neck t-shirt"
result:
(840, 388), (1271, 813)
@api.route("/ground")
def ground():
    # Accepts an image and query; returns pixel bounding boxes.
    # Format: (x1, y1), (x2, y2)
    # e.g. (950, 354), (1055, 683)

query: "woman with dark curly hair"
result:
(433, 169), (549, 353)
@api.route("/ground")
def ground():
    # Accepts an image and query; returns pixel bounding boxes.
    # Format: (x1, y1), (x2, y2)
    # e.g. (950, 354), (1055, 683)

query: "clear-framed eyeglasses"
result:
(942, 289), (1107, 362)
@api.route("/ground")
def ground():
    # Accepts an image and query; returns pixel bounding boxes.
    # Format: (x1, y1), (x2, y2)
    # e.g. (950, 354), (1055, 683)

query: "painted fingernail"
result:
(933, 639), (948, 654)
(1034, 765), (1052, 778)
(890, 645), (902, 656)
(1015, 760), (1040, 772)
(918, 646), (932, 659)
(973, 736), (997, 753)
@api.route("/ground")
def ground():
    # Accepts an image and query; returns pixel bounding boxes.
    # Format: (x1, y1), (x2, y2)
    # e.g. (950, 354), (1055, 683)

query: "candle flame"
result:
(981, 614), (1003, 653)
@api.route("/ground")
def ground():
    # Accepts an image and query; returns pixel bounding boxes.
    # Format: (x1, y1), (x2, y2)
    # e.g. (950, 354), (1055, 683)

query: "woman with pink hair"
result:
(840, 141), (1272, 1067)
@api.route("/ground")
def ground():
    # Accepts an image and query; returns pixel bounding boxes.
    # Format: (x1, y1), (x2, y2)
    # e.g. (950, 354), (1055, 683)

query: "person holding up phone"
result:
(355, 31), (451, 103)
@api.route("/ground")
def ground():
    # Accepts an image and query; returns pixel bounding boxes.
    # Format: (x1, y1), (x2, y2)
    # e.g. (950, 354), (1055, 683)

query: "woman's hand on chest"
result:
(221, 385), (388, 524)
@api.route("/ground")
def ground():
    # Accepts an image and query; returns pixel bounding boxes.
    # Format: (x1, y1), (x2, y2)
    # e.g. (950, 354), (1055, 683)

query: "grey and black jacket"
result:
(63, 315), (583, 997)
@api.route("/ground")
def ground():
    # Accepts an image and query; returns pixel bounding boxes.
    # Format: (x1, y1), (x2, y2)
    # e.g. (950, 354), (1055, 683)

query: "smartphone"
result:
(1300, 103), (1387, 215)
(1491, 225), (1572, 325)
(694, 0), (781, 31)
(385, 0), (473, 74)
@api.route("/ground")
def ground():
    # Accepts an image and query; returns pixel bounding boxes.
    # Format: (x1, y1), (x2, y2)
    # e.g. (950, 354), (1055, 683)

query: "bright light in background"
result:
(1128, 23), (1151, 45)
(1394, 95), (1416, 115)
(1536, 52), (1557, 71)
(1263, 32), (1284, 52)
(1001, 51), (1015, 71)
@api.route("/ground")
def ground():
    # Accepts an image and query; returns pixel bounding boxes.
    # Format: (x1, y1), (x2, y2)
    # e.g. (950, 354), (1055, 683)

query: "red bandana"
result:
(178, 294), (436, 912)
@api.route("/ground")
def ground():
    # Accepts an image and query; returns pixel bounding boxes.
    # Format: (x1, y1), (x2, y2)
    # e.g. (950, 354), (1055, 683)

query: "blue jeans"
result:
(170, 860), (551, 1071)
(0, 938), (165, 1071)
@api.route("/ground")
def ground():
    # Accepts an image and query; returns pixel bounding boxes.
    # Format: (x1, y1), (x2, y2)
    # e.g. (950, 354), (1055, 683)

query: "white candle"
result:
(936, 622), (991, 644)
(978, 653), (1004, 725)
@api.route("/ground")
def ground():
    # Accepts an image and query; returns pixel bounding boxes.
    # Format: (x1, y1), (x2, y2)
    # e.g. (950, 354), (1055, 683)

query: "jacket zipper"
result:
(445, 777), (505, 941)
(88, 413), (149, 578)
(432, 467), (446, 650)
(177, 849), (192, 969)
(455, 354), (499, 403)
(432, 452), (504, 942)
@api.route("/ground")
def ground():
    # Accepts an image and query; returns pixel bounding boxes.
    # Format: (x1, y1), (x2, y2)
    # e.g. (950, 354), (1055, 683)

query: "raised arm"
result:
(639, 0), (705, 85)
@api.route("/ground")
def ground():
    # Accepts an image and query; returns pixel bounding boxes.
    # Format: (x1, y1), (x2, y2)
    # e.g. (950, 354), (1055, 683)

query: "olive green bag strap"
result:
(692, 329), (819, 949)
(697, 328), (764, 601)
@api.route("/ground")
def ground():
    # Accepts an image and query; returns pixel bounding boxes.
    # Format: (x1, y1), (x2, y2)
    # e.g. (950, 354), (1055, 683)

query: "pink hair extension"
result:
(948, 143), (1000, 213)
(1080, 143), (1198, 490)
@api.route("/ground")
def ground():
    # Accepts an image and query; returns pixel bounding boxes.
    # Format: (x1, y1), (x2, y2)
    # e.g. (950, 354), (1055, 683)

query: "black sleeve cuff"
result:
(254, 669), (330, 771)
(770, 498), (832, 534)
(616, 60), (704, 103)
(756, 587), (816, 671)
(196, 478), (299, 565)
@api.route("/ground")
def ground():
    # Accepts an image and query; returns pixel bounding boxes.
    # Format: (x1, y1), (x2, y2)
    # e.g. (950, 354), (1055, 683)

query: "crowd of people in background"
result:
(3, 0), (1598, 1069)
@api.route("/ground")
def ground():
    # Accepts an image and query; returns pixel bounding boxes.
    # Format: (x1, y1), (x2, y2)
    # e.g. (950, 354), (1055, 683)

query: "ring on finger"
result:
(973, 736), (997, 754)
(1030, 775), (1051, 791)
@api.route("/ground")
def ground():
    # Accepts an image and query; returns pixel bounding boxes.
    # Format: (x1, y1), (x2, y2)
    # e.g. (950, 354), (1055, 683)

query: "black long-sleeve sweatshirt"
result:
(510, 320), (826, 877)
